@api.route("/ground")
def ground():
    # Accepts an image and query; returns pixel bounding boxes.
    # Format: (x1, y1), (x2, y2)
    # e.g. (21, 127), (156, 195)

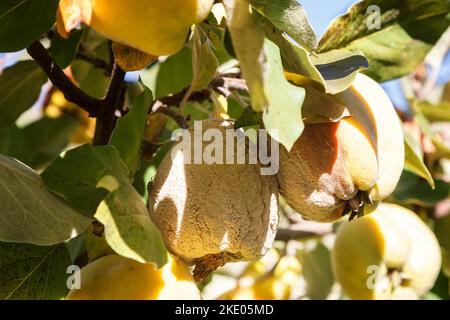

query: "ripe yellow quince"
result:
(219, 256), (301, 300)
(66, 255), (201, 300)
(44, 90), (96, 144)
(277, 73), (404, 222)
(219, 276), (290, 300)
(89, 0), (214, 56)
(332, 203), (441, 300)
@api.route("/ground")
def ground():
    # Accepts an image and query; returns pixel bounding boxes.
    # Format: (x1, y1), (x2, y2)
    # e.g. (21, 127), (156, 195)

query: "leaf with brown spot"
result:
(112, 43), (157, 72)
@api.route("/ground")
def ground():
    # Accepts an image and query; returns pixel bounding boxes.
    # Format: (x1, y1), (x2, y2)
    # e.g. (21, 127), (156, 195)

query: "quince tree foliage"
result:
(0, 0), (449, 300)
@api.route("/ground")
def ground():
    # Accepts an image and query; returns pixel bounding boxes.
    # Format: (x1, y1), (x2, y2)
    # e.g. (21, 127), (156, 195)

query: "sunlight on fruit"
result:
(66, 255), (201, 300)
(89, 0), (214, 56)
(332, 204), (442, 300)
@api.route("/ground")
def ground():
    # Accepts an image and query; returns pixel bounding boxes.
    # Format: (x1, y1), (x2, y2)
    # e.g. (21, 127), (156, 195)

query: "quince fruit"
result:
(66, 255), (201, 300)
(278, 73), (404, 222)
(149, 119), (279, 281)
(332, 203), (441, 300)
(89, 0), (214, 56)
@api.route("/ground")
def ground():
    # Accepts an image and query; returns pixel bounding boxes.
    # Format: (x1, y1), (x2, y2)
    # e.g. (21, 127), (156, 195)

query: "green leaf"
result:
(0, 61), (47, 127)
(94, 168), (168, 266)
(266, 27), (368, 94)
(49, 30), (83, 69)
(224, 0), (305, 150)
(133, 143), (172, 200)
(42, 145), (168, 266)
(224, 0), (267, 113)
(299, 242), (335, 300)
(95, 178), (168, 267)
(65, 234), (86, 263)
(435, 215), (450, 252)
(261, 40), (305, 151)
(41, 145), (125, 216)
(0, 243), (71, 300)
(416, 101), (450, 122)
(155, 47), (193, 99)
(110, 89), (153, 175)
(403, 128), (435, 188)
(250, 0), (317, 51)
(189, 27), (219, 92)
(71, 41), (110, 99)
(234, 107), (262, 129)
(23, 116), (78, 169)
(310, 49), (369, 91)
(0, 0), (59, 52)
(318, 0), (450, 82)
(413, 106), (450, 158)
(84, 224), (111, 262)
(0, 117), (77, 170)
(423, 292), (443, 300)
(0, 125), (30, 163)
(0, 154), (91, 246)
(430, 271), (450, 300)
(348, 25), (431, 82)
(392, 171), (450, 207)
(299, 84), (349, 124)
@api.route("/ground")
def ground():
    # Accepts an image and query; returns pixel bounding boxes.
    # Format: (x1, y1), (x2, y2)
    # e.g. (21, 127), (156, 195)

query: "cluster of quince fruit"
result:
(280, 73), (442, 300)
(218, 250), (302, 300)
(63, 1), (444, 301)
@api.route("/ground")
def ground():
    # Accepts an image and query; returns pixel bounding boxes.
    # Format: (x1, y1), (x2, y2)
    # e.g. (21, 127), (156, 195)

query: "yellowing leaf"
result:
(403, 128), (435, 189)
(112, 42), (157, 72)
(211, 91), (229, 119)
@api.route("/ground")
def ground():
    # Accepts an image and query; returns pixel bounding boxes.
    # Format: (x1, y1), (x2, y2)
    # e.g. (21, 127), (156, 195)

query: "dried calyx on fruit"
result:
(149, 119), (279, 282)
(88, 0), (214, 56)
(277, 73), (405, 222)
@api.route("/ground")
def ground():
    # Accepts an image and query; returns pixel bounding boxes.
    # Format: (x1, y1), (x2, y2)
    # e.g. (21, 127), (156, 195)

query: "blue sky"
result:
(301, 0), (358, 38)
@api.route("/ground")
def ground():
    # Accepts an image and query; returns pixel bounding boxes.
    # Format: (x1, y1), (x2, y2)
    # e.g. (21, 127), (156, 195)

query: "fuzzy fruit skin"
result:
(332, 204), (441, 300)
(66, 255), (200, 300)
(149, 119), (279, 265)
(278, 119), (378, 222)
(277, 73), (404, 222)
(90, 0), (214, 56)
(335, 74), (405, 201)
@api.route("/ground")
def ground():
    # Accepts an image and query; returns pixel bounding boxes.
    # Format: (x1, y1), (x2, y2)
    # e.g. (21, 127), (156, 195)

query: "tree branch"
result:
(27, 41), (101, 116)
(154, 107), (189, 129)
(92, 64), (126, 146)
(148, 75), (247, 129)
(275, 223), (333, 241)
(150, 75), (247, 112)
